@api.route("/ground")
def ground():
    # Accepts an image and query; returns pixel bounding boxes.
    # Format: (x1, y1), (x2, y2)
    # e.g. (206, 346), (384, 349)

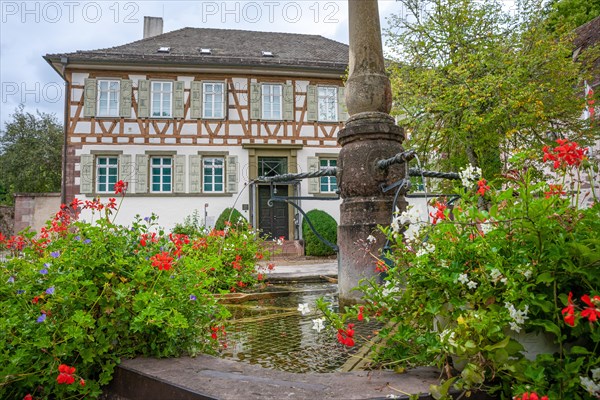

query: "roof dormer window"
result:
(261, 51), (274, 57)
(200, 48), (212, 55)
(157, 47), (171, 53)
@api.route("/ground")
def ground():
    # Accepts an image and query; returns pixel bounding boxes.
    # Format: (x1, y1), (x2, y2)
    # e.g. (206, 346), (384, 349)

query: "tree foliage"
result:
(386, 0), (598, 180)
(0, 105), (63, 204)
(545, 0), (600, 31)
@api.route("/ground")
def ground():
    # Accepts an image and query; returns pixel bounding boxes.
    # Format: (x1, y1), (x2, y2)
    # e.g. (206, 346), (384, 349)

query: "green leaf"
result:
(535, 272), (554, 284)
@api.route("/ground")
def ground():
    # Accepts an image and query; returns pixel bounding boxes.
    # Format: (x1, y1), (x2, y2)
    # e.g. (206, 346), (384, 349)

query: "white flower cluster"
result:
(311, 318), (325, 333)
(457, 273), (478, 289)
(416, 242), (435, 257)
(458, 164), (482, 188)
(505, 302), (529, 333)
(391, 206), (423, 242)
(381, 281), (401, 297)
(297, 303), (310, 315)
(490, 268), (507, 284)
(580, 368), (600, 397)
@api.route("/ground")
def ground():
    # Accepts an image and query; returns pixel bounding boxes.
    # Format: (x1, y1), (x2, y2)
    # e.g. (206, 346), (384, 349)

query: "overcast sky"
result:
(0, 0), (405, 128)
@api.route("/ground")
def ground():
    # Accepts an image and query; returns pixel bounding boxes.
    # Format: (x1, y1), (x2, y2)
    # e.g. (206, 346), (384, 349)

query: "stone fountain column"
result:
(337, 0), (407, 305)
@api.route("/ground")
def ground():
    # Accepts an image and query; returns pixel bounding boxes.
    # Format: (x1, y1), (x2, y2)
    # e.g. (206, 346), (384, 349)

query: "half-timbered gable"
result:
(44, 18), (349, 241)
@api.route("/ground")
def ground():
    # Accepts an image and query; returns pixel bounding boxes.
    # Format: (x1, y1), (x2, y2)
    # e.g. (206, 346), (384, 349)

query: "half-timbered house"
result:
(44, 17), (348, 243)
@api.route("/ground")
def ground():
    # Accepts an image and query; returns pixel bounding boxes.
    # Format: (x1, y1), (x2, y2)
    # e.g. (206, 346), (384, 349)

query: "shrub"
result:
(172, 209), (205, 236)
(317, 142), (600, 399)
(214, 207), (247, 231)
(0, 194), (270, 399)
(302, 210), (337, 256)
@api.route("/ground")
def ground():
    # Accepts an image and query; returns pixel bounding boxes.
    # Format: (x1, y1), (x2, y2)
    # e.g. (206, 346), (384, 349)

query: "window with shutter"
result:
(190, 82), (203, 119)
(97, 80), (120, 117)
(307, 156), (319, 194)
(79, 154), (94, 194)
(120, 79), (132, 118)
(150, 156), (172, 192)
(173, 81), (185, 119)
(203, 157), (225, 193)
(96, 156), (119, 193)
(174, 155), (186, 193)
(338, 87), (349, 122)
(250, 83), (262, 120)
(136, 154), (149, 193)
(151, 81), (173, 118)
(262, 84), (283, 120)
(306, 85), (318, 122)
(203, 82), (226, 119)
(137, 80), (150, 118)
(283, 84), (294, 121)
(83, 78), (97, 118)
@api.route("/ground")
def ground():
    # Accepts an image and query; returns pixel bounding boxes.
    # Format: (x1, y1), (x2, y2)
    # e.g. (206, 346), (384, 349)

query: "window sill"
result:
(88, 193), (234, 198)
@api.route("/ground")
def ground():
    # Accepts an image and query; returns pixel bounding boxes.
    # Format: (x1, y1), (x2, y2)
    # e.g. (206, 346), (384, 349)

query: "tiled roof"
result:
(45, 27), (349, 72)
(574, 15), (600, 86)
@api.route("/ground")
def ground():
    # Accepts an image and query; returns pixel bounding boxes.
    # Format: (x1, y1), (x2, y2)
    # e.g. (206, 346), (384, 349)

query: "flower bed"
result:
(0, 187), (270, 399)
(319, 141), (599, 399)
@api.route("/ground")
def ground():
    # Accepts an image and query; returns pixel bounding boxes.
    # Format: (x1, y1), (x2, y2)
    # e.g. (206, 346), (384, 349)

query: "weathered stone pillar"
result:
(337, 0), (406, 305)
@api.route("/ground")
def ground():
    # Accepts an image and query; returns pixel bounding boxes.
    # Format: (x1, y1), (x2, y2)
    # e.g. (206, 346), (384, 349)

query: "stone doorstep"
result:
(103, 355), (452, 400)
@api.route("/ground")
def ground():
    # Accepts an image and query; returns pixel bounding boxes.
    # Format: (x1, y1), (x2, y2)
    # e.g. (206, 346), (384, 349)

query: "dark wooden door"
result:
(258, 185), (289, 240)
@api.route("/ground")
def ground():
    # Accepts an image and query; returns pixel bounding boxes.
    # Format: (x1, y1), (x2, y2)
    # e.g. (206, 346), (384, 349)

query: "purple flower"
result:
(16, 290), (25, 294)
(75, 235), (81, 241)
(45, 287), (55, 295)
(36, 313), (47, 323)
(189, 294), (197, 301)
(50, 251), (60, 258)
(7, 276), (15, 283)
(144, 216), (151, 222)
(83, 239), (92, 244)
(39, 268), (48, 275)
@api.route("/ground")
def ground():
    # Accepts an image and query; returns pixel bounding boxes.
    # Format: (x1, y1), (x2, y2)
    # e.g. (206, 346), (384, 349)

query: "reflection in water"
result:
(220, 283), (380, 373)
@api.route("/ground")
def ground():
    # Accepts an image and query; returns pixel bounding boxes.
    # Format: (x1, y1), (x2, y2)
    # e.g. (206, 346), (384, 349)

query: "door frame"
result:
(244, 145), (302, 240)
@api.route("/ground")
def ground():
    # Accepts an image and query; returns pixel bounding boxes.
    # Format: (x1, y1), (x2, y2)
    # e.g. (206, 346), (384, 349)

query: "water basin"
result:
(220, 283), (380, 373)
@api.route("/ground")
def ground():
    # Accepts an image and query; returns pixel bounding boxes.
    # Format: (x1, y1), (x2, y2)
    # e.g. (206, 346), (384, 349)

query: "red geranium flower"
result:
(114, 180), (127, 195)
(56, 364), (76, 385)
(545, 184), (566, 199)
(23, 394), (33, 400)
(429, 200), (448, 224)
(150, 251), (174, 271)
(562, 292), (576, 327)
(513, 392), (549, 400)
(581, 294), (600, 322)
(476, 179), (490, 196)
(357, 306), (365, 321)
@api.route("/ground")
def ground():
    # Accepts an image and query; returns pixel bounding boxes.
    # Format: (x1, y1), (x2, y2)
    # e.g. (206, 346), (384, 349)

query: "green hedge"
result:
(302, 209), (337, 256)
(215, 207), (247, 231)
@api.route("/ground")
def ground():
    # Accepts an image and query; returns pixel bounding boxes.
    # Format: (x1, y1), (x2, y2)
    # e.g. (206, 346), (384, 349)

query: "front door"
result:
(258, 185), (289, 240)
(257, 157), (289, 240)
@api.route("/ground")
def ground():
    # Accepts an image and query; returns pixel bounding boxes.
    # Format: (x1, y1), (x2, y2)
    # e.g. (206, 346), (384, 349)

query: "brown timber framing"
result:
(67, 69), (344, 146)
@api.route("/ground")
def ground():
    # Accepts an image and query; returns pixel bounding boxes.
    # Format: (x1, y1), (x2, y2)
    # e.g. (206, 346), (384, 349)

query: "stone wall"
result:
(0, 205), (14, 237)
(13, 193), (61, 234)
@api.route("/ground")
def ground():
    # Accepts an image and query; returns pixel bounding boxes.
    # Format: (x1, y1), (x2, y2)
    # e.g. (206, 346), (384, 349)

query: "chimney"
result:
(143, 16), (163, 39)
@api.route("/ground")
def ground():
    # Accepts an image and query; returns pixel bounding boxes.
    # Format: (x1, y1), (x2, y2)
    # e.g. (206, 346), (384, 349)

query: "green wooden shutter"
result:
(190, 81), (203, 119)
(135, 154), (148, 193)
(283, 84), (294, 121)
(83, 78), (97, 118)
(189, 155), (201, 193)
(79, 154), (94, 194)
(137, 80), (150, 118)
(250, 83), (262, 120)
(119, 154), (132, 185)
(307, 156), (320, 194)
(338, 87), (349, 122)
(306, 85), (317, 122)
(174, 155), (186, 193)
(119, 79), (132, 118)
(173, 81), (185, 119)
(226, 155), (238, 193)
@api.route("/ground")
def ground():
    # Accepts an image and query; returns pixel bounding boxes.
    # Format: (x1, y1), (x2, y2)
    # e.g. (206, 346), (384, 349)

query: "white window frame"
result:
(317, 86), (338, 122)
(203, 82), (225, 119)
(202, 157), (225, 193)
(96, 156), (119, 193)
(319, 158), (338, 193)
(150, 156), (173, 193)
(97, 80), (120, 117)
(262, 84), (283, 120)
(151, 81), (173, 118)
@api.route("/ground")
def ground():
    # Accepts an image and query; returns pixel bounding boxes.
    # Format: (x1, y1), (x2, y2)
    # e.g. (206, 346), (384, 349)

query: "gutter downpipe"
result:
(60, 57), (69, 206)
